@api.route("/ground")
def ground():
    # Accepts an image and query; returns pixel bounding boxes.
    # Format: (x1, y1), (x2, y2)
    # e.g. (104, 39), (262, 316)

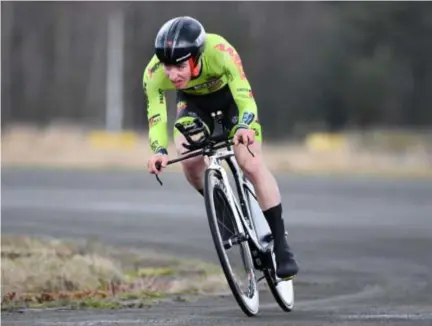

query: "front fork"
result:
(207, 152), (274, 272)
(221, 155), (276, 272)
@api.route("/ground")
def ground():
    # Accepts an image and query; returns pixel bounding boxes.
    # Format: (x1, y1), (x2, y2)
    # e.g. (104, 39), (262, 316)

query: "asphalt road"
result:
(2, 168), (432, 325)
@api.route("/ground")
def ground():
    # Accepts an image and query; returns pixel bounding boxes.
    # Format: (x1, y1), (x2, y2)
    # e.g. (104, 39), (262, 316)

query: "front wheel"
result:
(204, 169), (259, 317)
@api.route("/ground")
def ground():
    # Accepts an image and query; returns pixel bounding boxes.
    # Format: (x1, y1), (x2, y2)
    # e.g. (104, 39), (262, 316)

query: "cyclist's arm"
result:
(215, 41), (258, 130)
(142, 67), (169, 155)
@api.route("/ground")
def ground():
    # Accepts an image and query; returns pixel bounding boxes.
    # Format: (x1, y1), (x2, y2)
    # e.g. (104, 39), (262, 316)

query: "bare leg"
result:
(174, 133), (206, 195)
(234, 141), (299, 279)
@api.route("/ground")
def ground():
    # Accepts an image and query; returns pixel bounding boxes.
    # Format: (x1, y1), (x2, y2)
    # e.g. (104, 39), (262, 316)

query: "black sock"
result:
(263, 203), (286, 243)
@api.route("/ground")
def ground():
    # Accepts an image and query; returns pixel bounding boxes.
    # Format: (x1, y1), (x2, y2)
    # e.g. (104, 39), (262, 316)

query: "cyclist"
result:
(144, 16), (299, 280)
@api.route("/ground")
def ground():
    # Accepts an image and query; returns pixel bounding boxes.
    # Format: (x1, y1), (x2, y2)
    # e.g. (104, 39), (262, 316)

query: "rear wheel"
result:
(264, 265), (295, 312)
(243, 183), (295, 312)
(204, 169), (259, 317)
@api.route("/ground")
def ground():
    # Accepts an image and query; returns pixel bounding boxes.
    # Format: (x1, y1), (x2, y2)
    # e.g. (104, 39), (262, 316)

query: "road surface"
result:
(2, 168), (432, 325)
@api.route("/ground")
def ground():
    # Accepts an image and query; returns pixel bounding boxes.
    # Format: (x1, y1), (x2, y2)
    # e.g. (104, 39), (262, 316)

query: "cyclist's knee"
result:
(181, 156), (206, 190)
(181, 155), (206, 172)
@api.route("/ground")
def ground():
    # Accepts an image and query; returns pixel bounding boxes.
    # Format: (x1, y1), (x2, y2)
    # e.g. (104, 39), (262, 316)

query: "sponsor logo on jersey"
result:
(150, 140), (161, 153)
(143, 82), (149, 109)
(148, 62), (162, 78)
(186, 78), (223, 92)
(158, 89), (164, 104)
(149, 114), (161, 127)
(214, 43), (246, 80)
(177, 101), (187, 111)
(241, 112), (255, 125)
(236, 88), (254, 98)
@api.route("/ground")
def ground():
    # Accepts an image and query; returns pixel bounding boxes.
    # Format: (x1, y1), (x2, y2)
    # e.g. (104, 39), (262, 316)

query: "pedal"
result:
(223, 239), (233, 250)
(237, 233), (248, 243)
(223, 233), (246, 250)
(275, 275), (294, 284)
(261, 233), (273, 243)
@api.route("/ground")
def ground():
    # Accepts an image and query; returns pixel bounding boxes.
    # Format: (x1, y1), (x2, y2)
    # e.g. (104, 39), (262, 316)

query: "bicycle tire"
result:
(204, 168), (259, 317)
(263, 267), (295, 312)
(243, 184), (295, 312)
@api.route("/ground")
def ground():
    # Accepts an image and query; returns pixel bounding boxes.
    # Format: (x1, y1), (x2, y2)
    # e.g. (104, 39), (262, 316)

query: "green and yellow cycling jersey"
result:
(143, 33), (258, 154)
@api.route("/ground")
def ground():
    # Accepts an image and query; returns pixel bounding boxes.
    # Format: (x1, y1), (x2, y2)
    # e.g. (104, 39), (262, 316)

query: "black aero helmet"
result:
(155, 16), (206, 67)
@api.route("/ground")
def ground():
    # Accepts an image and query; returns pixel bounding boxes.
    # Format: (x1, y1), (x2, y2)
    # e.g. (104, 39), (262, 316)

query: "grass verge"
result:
(1, 235), (228, 311)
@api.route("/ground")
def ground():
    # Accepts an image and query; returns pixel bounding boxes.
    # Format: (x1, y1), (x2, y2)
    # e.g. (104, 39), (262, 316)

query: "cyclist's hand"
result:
(147, 153), (168, 175)
(234, 127), (255, 146)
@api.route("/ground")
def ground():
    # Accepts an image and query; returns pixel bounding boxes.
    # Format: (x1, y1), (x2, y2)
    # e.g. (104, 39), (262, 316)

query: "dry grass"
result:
(1, 235), (228, 311)
(2, 125), (431, 176)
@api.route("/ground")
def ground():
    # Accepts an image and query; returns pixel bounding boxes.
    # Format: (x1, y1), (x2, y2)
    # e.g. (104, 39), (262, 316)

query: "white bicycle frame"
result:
(156, 131), (295, 314)
(206, 147), (270, 254)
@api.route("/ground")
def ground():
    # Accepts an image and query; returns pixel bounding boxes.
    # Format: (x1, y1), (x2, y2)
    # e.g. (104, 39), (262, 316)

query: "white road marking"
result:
(342, 312), (432, 320)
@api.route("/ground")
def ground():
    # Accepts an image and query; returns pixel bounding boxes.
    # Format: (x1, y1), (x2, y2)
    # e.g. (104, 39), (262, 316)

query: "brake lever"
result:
(154, 162), (163, 186)
(246, 143), (255, 157)
(236, 138), (255, 157)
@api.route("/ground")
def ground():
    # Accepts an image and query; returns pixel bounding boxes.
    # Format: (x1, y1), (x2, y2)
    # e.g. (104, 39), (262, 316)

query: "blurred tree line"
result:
(2, 1), (432, 139)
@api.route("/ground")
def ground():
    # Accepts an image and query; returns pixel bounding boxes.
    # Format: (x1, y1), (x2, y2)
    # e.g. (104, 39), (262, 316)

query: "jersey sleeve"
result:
(213, 39), (258, 129)
(142, 58), (169, 154)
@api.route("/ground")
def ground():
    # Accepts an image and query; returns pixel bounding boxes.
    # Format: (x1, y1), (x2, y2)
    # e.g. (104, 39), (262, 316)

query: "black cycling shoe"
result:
(274, 236), (299, 280)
